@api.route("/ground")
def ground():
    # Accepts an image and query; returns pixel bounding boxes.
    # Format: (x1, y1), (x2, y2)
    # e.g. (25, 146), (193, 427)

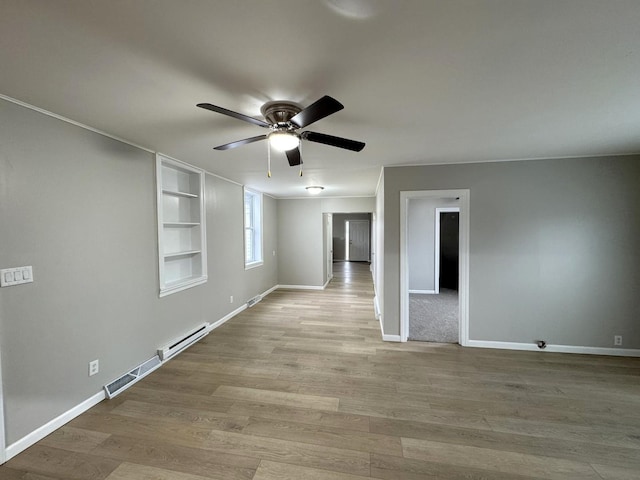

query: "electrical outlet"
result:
(614, 335), (622, 346)
(229, 295), (233, 303)
(89, 359), (99, 376)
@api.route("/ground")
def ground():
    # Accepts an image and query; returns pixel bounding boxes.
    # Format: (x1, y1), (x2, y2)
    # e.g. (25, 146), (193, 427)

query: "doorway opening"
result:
(400, 190), (469, 344)
(332, 214), (372, 264)
(408, 206), (460, 342)
(435, 208), (460, 293)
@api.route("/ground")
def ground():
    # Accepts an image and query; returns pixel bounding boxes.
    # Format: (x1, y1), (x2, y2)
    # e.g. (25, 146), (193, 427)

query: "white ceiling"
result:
(2, 0), (639, 198)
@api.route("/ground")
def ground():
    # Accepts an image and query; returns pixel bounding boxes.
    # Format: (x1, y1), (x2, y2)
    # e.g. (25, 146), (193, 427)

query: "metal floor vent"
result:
(104, 355), (161, 399)
(247, 295), (262, 308)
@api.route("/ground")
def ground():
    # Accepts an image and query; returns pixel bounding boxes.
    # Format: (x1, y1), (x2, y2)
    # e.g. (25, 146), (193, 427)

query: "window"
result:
(244, 188), (263, 267)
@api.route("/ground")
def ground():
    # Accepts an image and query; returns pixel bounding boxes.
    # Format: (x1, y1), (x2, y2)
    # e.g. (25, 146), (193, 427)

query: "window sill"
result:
(245, 261), (264, 270)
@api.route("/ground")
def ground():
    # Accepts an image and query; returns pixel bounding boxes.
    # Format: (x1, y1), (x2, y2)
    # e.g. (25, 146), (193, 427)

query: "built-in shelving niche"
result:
(156, 154), (207, 296)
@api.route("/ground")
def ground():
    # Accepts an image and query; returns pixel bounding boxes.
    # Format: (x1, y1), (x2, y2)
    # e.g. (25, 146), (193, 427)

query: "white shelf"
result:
(165, 275), (207, 289)
(162, 189), (199, 198)
(163, 222), (200, 227)
(156, 154), (207, 296)
(164, 250), (201, 258)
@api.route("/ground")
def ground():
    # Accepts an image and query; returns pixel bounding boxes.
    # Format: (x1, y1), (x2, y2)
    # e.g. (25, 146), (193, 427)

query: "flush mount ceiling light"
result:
(306, 186), (324, 194)
(268, 130), (300, 151)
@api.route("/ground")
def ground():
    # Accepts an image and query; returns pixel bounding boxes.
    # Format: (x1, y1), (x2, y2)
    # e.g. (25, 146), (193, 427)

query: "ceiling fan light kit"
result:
(196, 95), (365, 173)
(268, 131), (300, 151)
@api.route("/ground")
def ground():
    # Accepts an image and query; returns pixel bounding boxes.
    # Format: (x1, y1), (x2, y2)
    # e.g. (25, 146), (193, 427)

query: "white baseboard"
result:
(377, 312), (402, 342)
(207, 304), (247, 332)
(373, 296), (380, 320)
(409, 289), (436, 294)
(277, 284), (325, 290)
(382, 333), (402, 342)
(207, 284), (279, 332)
(262, 285), (279, 297)
(467, 340), (640, 357)
(5, 390), (105, 462)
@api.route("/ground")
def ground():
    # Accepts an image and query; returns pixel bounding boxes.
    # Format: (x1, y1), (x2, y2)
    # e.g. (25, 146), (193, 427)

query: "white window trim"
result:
(244, 188), (263, 269)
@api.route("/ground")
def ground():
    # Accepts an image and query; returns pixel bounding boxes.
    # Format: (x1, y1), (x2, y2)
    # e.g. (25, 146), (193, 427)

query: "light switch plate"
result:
(0, 266), (34, 287)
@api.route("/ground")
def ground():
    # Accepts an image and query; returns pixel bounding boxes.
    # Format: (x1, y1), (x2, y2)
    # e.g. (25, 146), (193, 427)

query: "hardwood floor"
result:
(2, 261), (640, 479)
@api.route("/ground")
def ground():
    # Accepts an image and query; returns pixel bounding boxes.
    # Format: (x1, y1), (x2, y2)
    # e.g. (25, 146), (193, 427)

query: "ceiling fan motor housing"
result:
(261, 101), (303, 125)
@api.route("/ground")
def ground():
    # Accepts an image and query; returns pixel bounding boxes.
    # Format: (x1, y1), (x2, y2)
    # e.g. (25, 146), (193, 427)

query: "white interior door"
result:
(347, 220), (370, 261)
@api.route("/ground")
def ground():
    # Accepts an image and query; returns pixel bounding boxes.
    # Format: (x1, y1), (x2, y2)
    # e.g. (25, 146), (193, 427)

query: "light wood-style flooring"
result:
(2, 262), (640, 479)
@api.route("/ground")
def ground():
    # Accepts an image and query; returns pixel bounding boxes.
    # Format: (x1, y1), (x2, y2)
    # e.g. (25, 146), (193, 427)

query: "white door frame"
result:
(400, 190), (470, 344)
(324, 213), (333, 282)
(0, 342), (5, 464)
(434, 207), (460, 294)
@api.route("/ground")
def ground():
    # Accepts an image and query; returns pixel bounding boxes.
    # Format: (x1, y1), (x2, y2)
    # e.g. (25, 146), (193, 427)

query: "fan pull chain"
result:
(267, 139), (271, 178)
(299, 141), (303, 176)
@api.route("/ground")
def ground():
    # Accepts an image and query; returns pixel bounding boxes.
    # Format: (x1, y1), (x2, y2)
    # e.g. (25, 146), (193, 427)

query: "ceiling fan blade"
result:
(290, 96), (344, 128)
(302, 131), (365, 152)
(285, 147), (302, 166)
(197, 103), (271, 128)
(214, 135), (267, 151)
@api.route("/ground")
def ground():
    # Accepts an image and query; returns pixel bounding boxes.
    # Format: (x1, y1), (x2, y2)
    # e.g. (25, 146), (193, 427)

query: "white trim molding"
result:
(277, 284), (326, 290)
(409, 290), (436, 294)
(467, 340), (640, 357)
(207, 304), (247, 332)
(378, 313), (401, 341)
(382, 334), (402, 342)
(0, 341), (5, 464)
(400, 189), (470, 345)
(5, 391), (105, 462)
(261, 285), (279, 297)
(207, 284), (280, 331)
(0, 94), (154, 153)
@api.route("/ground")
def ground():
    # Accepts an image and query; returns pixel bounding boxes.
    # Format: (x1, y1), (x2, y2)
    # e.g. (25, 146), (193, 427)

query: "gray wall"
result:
(277, 198), (375, 287)
(382, 158), (640, 349)
(408, 198), (458, 291)
(408, 199), (436, 291)
(0, 99), (277, 445)
(320, 197), (375, 213)
(277, 199), (324, 287)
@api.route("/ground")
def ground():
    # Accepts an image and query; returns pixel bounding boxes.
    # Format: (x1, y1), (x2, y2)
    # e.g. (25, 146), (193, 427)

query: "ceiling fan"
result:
(196, 95), (365, 168)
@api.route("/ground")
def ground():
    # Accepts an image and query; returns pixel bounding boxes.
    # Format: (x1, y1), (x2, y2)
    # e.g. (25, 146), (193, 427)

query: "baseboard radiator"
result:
(157, 322), (210, 361)
(104, 355), (161, 399)
(247, 295), (262, 308)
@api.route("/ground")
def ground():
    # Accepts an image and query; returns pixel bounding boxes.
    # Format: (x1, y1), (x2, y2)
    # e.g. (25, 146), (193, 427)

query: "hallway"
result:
(2, 262), (640, 479)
